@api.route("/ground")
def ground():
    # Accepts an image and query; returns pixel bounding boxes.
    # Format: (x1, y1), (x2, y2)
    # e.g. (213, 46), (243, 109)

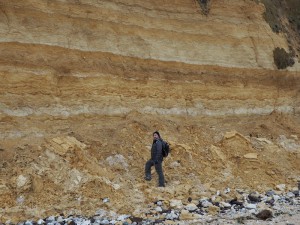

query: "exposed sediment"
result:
(0, 0), (300, 223)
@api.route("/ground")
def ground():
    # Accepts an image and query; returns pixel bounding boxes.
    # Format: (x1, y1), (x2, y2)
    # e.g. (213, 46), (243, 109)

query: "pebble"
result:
(56, 216), (64, 223)
(46, 216), (55, 222)
(287, 192), (295, 198)
(117, 215), (130, 221)
(185, 203), (198, 211)
(102, 198), (110, 203)
(37, 219), (44, 225)
(201, 200), (213, 208)
(273, 195), (280, 202)
(224, 188), (231, 194)
(6, 188), (300, 225)
(276, 184), (286, 191)
(165, 210), (179, 220)
(266, 190), (275, 196)
(256, 209), (273, 220)
(156, 201), (163, 206)
(220, 202), (231, 209)
(170, 199), (183, 209)
(245, 203), (256, 209)
(155, 206), (162, 212)
(248, 192), (261, 202)
(100, 219), (109, 225)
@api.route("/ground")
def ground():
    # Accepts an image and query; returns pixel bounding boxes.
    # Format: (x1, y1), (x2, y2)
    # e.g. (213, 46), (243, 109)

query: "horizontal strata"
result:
(0, 2), (300, 221)
(0, 103), (297, 117)
(0, 43), (299, 120)
(0, 0), (290, 69)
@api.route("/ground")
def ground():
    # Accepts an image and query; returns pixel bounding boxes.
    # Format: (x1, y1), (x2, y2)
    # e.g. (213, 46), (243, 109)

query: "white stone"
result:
(170, 199), (183, 209)
(157, 201), (163, 206)
(17, 175), (28, 188)
(56, 216), (64, 223)
(276, 184), (286, 191)
(47, 216), (56, 222)
(165, 210), (179, 220)
(103, 197), (110, 203)
(185, 203), (198, 211)
(117, 214), (130, 221)
(224, 188), (231, 194)
(245, 204), (256, 209)
(155, 206), (162, 212)
(201, 200), (213, 208)
(220, 202), (231, 208)
(287, 192), (295, 198)
(273, 195), (280, 202)
(37, 219), (44, 225)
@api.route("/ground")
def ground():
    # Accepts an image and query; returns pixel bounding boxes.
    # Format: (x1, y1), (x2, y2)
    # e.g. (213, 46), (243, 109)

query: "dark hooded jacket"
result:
(151, 139), (163, 163)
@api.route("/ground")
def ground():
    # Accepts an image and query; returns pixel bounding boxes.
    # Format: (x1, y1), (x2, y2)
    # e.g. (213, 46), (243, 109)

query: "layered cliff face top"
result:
(0, 0), (300, 222)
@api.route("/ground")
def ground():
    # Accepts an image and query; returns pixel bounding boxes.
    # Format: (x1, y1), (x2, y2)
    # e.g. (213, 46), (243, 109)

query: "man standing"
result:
(144, 131), (165, 187)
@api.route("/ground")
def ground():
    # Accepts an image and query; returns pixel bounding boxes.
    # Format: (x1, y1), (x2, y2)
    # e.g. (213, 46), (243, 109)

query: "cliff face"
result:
(0, 0), (300, 222)
(0, 0), (297, 69)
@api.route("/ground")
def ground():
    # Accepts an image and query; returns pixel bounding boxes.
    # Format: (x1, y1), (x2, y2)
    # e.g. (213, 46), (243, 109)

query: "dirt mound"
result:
(1, 113), (299, 222)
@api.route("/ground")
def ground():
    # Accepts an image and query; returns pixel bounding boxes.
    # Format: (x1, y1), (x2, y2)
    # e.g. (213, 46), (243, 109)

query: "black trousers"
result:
(145, 160), (165, 186)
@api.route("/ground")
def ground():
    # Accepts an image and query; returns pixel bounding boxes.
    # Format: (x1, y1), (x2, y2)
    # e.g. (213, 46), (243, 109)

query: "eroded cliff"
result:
(0, 0), (300, 222)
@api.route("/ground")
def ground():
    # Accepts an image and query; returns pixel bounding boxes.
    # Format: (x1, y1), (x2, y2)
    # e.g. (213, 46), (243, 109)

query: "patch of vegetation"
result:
(254, 0), (300, 66)
(273, 47), (295, 69)
(196, 0), (210, 16)
(286, 0), (300, 34)
(254, 0), (282, 33)
(256, 0), (300, 34)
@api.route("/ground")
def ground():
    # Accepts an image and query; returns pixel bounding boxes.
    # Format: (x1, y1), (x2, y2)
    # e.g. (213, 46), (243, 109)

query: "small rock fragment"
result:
(170, 199), (183, 209)
(245, 203), (256, 209)
(248, 192), (261, 202)
(243, 153), (258, 159)
(276, 184), (286, 192)
(155, 206), (162, 212)
(220, 202), (231, 209)
(256, 209), (273, 220)
(185, 203), (198, 212)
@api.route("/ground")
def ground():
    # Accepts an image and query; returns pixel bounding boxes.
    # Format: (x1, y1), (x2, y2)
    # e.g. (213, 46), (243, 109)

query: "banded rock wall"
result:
(0, 0), (300, 222)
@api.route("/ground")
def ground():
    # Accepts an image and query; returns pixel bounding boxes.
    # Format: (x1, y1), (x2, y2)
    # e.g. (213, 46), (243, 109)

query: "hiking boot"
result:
(158, 184), (165, 187)
(144, 176), (151, 181)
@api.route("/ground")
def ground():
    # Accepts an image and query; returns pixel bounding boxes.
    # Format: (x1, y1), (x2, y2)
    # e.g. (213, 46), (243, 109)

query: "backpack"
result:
(161, 140), (170, 157)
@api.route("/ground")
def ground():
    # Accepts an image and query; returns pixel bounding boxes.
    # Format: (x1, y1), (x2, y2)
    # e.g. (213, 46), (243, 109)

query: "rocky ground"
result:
(1, 113), (300, 223)
(2, 188), (300, 224)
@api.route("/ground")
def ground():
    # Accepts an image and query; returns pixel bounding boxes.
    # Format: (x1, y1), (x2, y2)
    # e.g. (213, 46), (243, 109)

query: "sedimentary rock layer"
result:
(0, 0), (300, 222)
(0, 0), (292, 69)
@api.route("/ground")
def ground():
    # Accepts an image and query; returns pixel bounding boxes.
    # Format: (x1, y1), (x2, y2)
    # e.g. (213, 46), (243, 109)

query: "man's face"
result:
(153, 133), (159, 140)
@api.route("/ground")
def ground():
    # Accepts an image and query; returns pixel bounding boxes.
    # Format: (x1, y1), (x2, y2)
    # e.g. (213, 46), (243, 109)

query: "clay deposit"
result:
(0, 0), (300, 223)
